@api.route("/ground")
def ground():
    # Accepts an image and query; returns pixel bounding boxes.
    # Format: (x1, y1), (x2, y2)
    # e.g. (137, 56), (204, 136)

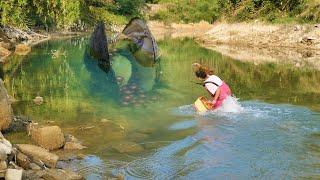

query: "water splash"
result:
(172, 96), (244, 117)
(214, 96), (244, 113)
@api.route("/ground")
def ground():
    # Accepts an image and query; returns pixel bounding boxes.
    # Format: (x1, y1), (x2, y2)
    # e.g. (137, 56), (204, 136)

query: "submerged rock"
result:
(15, 44), (31, 56)
(42, 169), (84, 180)
(63, 142), (87, 150)
(31, 126), (65, 150)
(127, 132), (149, 142)
(16, 144), (59, 168)
(33, 96), (43, 105)
(137, 128), (155, 134)
(111, 141), (144, 153)
(0, 79), (13, 130)
(63, 134), (86, 150)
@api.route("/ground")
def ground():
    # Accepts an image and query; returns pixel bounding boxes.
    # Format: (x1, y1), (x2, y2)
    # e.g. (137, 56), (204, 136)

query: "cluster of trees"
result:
(0, 0), (317, 30)
(152, 0), (315, 23)
(0, 0), (145, 30)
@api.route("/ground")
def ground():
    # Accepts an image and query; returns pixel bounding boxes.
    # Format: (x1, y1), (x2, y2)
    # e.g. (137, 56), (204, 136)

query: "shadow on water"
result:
(83, 45), (162, 106)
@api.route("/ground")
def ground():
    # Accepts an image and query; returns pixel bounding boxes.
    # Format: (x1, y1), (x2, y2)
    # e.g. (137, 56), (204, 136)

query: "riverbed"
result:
(3, 36), (320, 179)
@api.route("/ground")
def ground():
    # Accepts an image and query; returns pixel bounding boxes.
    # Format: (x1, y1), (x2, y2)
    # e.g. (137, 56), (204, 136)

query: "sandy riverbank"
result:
(148, 21), (320, 69)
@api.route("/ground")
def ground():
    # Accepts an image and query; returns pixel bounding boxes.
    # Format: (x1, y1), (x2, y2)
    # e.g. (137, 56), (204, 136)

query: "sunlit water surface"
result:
(3, 37), (320, 179)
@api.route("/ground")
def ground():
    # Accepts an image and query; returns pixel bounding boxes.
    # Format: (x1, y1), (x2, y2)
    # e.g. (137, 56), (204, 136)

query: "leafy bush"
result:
(0, 0), (144, 30)
(151, 0), (221, 23)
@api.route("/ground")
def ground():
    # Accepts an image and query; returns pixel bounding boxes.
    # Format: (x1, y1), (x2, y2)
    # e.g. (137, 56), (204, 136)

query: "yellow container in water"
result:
(194, 97), (211, 113)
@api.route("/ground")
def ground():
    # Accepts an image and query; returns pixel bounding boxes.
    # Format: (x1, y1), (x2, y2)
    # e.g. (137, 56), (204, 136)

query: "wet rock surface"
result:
(15, 144), (59, 168)
(0, 79), (13, 131)
(31, 126), (65, 150)
(3, 115), (31, 133)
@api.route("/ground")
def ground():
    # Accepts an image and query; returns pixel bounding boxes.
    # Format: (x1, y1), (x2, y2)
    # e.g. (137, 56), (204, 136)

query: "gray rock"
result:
(5, 169), (23, 180)
(3, 115), (31, 133)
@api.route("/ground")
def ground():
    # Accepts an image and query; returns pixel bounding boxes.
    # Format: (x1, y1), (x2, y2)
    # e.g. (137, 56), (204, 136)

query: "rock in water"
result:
(33, 96), (43, 105)
(42, 169), (84, 180)
(63, 142), (87, 150)
(111, 141), (144, 153)
(0, 79), (13, 130)
(14, 44), (31, 56)
(31, 126), (65, 150)
(89, 21), (110, 72)
(5, 169), (23, 180)
(16, 144), (59, 168)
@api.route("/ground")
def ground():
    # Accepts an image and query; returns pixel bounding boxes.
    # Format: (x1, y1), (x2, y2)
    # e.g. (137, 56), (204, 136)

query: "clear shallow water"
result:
(3, 37), (320, 179)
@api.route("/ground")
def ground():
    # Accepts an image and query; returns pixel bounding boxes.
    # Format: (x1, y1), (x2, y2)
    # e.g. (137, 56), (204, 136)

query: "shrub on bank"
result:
(151, 0), (318, 24)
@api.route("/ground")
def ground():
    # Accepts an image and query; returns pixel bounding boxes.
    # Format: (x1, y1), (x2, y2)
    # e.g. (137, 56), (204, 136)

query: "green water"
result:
(3, 37), (320, 179)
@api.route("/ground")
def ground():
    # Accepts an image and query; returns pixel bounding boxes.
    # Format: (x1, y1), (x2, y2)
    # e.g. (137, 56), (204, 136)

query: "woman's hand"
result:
(205, 101), (215, 109)
(211, 100), (216, 105)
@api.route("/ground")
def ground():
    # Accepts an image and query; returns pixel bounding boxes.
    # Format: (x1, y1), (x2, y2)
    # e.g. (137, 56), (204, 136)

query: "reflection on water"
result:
(3, 37), (320, 179)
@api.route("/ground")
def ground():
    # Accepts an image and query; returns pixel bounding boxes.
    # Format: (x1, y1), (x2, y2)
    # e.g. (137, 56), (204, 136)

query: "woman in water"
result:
(193, 63), (232, 109)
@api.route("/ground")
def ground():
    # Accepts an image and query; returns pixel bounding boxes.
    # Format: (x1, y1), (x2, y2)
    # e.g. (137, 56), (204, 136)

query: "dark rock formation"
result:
(88, 21), (110, 72)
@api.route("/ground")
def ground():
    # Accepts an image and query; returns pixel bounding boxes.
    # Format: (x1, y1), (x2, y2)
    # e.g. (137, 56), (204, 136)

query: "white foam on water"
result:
(171, 96), (244, 117)
(213, 96), (244, 113)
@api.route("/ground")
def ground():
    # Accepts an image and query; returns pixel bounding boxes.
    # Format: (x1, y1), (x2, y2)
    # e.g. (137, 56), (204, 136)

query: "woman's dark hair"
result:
(195, 69), (207, 79)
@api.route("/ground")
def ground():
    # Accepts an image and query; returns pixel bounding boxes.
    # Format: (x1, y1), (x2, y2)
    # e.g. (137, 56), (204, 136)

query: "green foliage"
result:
(88, 6), (127, 26)
(0, 0), (31, 28)
(110, 0), (146, 17)
(153, 0), (317, 23)
(0, 0), (144, 30)
(151, 0), (221, 23)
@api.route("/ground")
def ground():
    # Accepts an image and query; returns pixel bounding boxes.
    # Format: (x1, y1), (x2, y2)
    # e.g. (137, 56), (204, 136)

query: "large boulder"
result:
(15, 144), (59, 168)
(0, 79), (13, 130)
(31, 126), (65, 150)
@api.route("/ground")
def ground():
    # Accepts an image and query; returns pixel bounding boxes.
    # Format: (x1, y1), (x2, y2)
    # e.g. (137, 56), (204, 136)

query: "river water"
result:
(3, 37), (320, 179)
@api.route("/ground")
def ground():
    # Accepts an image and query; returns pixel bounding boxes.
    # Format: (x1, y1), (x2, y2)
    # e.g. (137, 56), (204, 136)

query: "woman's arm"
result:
(212, 87), (221, 104)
